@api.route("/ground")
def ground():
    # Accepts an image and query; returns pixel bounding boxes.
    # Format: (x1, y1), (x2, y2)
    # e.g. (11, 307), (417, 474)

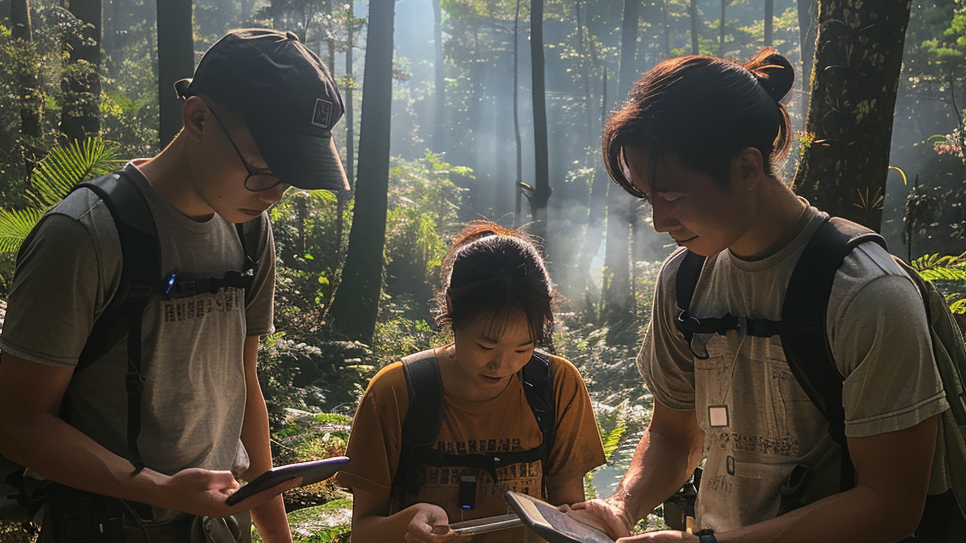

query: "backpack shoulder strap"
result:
(674, 250), (708, 348)
(74, 172), (161, 372)
(399, 350), (445, 450)
(522, 351), (555, 457)
(781, 216), (885, 491)
(73, 171), (161, 471)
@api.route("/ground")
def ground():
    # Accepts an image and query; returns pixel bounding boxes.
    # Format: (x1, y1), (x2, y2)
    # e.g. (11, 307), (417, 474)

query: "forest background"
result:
(1, 0), (966, 541)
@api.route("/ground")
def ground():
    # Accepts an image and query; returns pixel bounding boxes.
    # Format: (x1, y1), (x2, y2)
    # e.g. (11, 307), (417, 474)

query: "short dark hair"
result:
(438, 222), (554, 344)
(603, 48), (795, 197)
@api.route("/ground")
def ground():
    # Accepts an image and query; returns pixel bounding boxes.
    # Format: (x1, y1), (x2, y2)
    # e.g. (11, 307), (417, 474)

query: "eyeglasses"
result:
(206, 106), (284, 192)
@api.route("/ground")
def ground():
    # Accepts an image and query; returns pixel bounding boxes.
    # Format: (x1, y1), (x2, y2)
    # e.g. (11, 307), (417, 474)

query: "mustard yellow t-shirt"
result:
(337, 349), (605, 542)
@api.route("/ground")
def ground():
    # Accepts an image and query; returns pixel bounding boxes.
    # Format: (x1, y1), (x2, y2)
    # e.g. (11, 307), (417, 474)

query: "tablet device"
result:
(225, 456), (350, 506)
(450, 513), (524, 535)
(504, 491), (615, 543)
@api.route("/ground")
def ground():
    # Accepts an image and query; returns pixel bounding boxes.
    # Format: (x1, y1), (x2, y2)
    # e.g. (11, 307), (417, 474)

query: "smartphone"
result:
(225, 456), (350, 506)
(449, 513), (524, 535)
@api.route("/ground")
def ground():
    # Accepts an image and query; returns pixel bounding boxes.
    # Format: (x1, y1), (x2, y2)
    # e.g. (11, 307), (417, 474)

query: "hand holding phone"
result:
(225, 456), (349, 506)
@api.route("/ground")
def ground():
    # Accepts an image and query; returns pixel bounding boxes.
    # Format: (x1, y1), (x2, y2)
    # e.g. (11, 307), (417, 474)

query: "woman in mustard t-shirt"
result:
(337, 221), (605, 542)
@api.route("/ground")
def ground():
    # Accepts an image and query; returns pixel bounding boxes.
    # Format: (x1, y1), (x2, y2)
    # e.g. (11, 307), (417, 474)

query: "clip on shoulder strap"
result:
(74, 172), (161, 471)
(781, 217), (885, 491)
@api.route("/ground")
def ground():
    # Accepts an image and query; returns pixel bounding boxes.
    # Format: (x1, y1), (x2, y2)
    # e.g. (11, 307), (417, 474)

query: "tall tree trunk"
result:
(529, 0), (551, 246)
(60, 0), (102, 143)
(433, 0), (444, 154)
(689, 0), (699, 55)
(602, 0), (640, 335)
(798, 0), (817, 92)
(11, 0), (30, 40)
(513, 0), (523, 227)
(327, 0), (394, 344)
(576, 1), (592, 138)
(764, 0), (774, 47)
(792, 0), (912, 231)
(12, 0), (41, 142)
(157, 0), (194, 148)
(661, 0), (670, 58)
(718, 0), (727, 57)
(573, 69), (609, 304)
(337, 0), (355, 255)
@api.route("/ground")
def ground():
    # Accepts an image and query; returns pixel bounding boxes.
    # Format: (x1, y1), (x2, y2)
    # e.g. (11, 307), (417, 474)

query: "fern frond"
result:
(911, 253), (966, 283)
(601, 418), (627, 460)
(0, 208), (46, 254)
(28, 137), (119, 208)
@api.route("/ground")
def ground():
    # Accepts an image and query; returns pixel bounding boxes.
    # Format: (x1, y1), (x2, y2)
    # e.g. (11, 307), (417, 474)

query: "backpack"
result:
(673, 216), (966, 522)
(0, 170), (263, 524)
(391, 349), (556, 510)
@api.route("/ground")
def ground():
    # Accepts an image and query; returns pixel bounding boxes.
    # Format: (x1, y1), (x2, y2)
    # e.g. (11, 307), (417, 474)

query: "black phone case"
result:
(226, 456), (349, 506)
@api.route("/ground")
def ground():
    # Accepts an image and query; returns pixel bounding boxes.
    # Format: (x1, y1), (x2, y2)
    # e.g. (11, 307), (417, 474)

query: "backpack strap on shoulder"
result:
(393, 350), (445, 498)
(673, 251), (782, 357)
(522, 351), (555, 455)
(392, 350), (558, 503)
(73, 171), (162, 472)
(781, 216), (885, 491)
(674, 251), (707, 353)
(400, 351), (445, 449)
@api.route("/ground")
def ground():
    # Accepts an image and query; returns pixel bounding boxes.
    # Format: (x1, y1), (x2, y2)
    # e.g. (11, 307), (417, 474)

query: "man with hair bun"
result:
(569, 48), (957, 543)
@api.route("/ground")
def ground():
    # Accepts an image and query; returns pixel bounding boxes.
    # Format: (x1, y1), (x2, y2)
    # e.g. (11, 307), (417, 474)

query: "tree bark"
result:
(798, 0), (817, 92)
(792, 0), (912, 231)
(60, 0), (102, 143)
(327, 0), (395, 344)
(529, 0), (551, 246)
(156, 0), (194, 148)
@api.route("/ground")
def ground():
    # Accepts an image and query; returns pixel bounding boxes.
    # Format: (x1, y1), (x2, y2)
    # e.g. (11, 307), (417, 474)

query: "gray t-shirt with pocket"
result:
(639, 204), (948, 532)
(0, 162), (276, 475)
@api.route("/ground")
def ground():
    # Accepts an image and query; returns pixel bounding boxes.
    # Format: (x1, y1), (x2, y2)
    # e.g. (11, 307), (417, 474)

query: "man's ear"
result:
(181, 96), (209, 142)
(445, 293), (454, 316)
(733, 147), (764, 190)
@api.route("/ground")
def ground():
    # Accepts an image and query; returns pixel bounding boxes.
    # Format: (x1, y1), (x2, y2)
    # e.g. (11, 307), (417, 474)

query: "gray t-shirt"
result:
(639, 205), (948, 532)
(0, 162), (276, 475)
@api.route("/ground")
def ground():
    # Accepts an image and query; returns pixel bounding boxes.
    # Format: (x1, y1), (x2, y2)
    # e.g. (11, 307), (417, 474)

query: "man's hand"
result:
(404, 503), (467, 543)
(568, 497), (635, 540)
(157, 467), (301, 518)
(617, 530), (696, 542)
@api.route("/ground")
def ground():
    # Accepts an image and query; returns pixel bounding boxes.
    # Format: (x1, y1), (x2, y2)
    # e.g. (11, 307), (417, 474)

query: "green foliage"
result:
(0, 137), (118, 255)
(257, 333), (375, 429)
(911, 253), (966, 314)
(254, 499), (352, 543)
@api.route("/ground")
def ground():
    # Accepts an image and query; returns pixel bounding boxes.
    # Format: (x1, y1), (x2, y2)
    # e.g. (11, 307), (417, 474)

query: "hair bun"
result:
(747, 50), (794, 103)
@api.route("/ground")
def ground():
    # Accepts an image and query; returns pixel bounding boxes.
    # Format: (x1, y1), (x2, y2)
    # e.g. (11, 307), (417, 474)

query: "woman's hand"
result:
(404, 503), (467, 542)
(567, 497), (635, 540)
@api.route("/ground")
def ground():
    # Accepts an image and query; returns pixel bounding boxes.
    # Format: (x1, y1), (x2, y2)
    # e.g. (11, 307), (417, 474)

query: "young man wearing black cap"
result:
(0, 29), (349, 542)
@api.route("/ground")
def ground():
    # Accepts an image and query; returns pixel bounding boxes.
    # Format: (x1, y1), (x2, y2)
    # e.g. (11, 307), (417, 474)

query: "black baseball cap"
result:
(176, 29), (349, 191)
